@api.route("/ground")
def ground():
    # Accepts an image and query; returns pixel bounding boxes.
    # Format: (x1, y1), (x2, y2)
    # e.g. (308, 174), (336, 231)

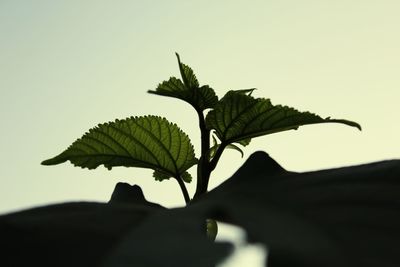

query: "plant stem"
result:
(193, 110), (228, 199)
(209, 142), (226, 172)
(198, 110), (210, 166)
(176, 176), (191, 204)
(194, 158), (210, 199)
(194, 109), (211, 199)
(195, 143), (226, 198)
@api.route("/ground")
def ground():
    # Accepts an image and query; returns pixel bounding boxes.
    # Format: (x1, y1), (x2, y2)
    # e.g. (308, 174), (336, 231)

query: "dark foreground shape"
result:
(1, 151), (399, 267)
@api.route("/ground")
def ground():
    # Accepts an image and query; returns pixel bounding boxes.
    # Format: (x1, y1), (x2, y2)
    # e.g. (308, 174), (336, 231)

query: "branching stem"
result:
(209, 142), (226, 172)
(194, 109), (228, 199)
(194, 109), (211, 199)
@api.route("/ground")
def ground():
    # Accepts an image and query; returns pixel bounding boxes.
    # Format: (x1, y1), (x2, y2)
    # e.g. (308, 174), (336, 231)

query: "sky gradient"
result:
(1, 1), (399, 266)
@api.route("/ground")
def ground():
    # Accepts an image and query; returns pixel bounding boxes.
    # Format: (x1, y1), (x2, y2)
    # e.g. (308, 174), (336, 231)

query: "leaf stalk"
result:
(175, 176), (191, 204)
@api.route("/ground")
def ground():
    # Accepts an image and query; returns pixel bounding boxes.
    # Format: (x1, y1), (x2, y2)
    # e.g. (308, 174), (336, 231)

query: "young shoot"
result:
(42, 53), (361, 204)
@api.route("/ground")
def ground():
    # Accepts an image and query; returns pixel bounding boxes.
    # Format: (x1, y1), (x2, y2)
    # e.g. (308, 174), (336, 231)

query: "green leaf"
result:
(153, 171), (171, 182)
(233, 88), (256, 96)
(208, 134), (221, 160)
(237, 138), (251, 147)
(154, 170), (192, 183)
(210, 133), (247, 158)
(226, 144), (245, 158)
(148, 53), (218, 111)
(181, 171), (193, 183)
(42, 116), (198, 178)
(206, 91), (361, 145)
(176, 52), (199, 89)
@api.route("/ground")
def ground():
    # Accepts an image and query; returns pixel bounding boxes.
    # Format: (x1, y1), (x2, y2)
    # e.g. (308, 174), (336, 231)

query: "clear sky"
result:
(0, 1), (399, 265)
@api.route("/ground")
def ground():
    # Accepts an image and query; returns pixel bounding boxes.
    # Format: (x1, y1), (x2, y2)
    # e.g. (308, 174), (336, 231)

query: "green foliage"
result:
(206, 90), (361, 146)
(42, 53), (361, 203)
(148, 53), (218, 111)
(42, 115), (197, 179)
(35, 53), (397, 267)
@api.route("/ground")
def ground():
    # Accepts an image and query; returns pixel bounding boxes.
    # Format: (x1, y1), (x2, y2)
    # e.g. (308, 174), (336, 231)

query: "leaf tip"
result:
(340, 119), (362, 131)
(349, 120), (362, 131)
(40, 159), (50, 165)
(41, 154), (67, 166)
(326, 118), (362, 131)
(175, 52), (181, 62)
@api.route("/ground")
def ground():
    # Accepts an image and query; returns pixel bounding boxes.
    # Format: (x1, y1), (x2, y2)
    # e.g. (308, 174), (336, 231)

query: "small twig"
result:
(209, 142), (226, 172)
(176, 176), (191, 204)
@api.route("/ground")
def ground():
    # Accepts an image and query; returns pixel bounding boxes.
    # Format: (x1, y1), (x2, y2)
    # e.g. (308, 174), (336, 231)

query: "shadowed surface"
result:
(1, 152), (399, 266)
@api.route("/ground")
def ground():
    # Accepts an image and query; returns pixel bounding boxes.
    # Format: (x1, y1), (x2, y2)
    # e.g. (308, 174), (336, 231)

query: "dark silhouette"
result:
(1, 151), (399, 266)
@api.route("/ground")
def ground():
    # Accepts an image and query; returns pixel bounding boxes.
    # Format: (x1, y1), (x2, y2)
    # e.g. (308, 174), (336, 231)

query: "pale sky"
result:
(0, 1), (399, 266)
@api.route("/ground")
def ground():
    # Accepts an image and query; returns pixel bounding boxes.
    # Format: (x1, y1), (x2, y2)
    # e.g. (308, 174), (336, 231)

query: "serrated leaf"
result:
(176, 52), (199, 89)
(181, 171), (193, 183)
(234, 88), (256, 96)
(42, 116), (198, 178)
(148, 54), (218, 111)
(206, 91), (361, 145)
(237, 138), (251, 146)
(153, 171), (171, 182)
(153, 169), (192, 183)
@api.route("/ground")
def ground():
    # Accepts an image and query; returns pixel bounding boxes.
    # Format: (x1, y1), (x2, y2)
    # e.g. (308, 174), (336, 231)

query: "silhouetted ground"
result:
(1, 152), (399, 267)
